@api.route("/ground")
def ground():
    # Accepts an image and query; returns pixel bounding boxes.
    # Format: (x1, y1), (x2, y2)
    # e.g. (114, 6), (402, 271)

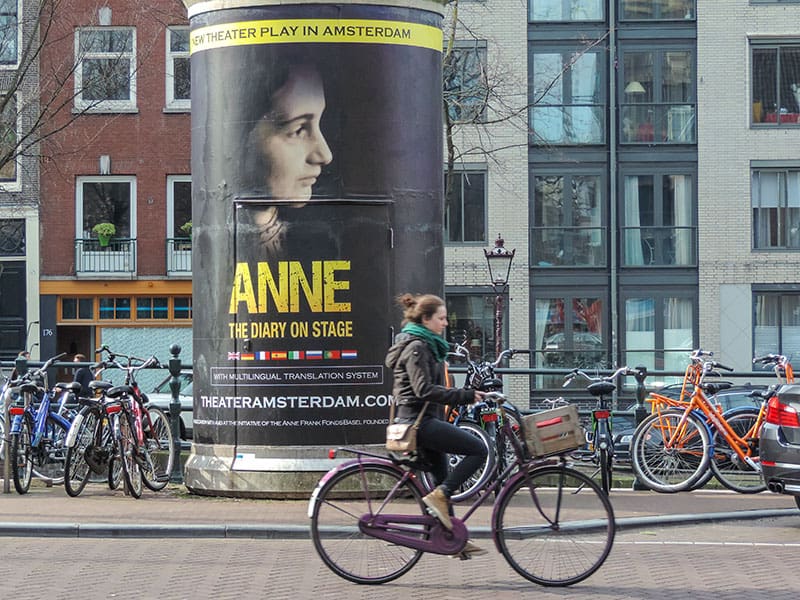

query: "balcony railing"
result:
(167, 237), (192, 275)
(75, 238), (136, 275)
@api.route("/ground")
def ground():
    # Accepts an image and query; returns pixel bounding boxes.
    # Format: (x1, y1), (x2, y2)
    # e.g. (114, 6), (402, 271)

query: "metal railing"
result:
(166, 237), (192, 274)
(75, 238), (137, 274)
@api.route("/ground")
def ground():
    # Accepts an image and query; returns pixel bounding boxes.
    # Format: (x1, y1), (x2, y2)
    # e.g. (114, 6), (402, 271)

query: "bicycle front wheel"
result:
(631, 411), (711, 493)
(64, 406), (101, 497)
(709, 410), (766, 494)
(494, 465), (615, 586)
(310, 462), (427, 585)
(141, 407), (175, 491)
(11, 413), (34, 494)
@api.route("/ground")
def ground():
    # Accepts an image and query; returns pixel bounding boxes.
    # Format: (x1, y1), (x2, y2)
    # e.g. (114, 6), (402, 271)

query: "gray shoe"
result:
(422, 487), (452, 530)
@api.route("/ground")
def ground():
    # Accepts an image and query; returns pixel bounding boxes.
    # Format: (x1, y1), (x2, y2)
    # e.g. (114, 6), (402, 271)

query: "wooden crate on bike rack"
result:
(522, 405), (584, 457)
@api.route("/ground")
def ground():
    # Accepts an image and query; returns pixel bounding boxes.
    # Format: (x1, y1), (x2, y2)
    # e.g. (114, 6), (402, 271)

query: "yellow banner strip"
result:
(190, 18), (442, 54)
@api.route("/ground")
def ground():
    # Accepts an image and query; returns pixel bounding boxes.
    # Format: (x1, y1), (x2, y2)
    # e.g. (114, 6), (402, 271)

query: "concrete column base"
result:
(183, 442), (378, 499)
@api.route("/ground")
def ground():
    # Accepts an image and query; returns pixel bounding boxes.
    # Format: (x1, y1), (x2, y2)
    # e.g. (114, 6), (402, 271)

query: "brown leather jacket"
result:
(385, 333), (474, 422)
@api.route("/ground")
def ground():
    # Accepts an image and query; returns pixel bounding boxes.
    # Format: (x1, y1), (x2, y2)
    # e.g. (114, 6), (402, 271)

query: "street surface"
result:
(1, 483), (798, 599)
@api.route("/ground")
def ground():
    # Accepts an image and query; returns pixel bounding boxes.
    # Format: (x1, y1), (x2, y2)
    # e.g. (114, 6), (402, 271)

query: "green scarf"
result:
(402, 323), (449, 362)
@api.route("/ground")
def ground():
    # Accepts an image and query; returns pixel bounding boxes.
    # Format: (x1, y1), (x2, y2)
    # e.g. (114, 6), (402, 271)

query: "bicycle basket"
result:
(522, 405), (584, 457)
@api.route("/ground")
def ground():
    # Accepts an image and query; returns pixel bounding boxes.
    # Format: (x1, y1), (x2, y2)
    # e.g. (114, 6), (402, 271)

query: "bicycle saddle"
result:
(388, 451), (433, 472)
(588, 381), (616, 397)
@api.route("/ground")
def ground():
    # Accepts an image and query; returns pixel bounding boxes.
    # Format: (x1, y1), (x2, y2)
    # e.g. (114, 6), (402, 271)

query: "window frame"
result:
(444, 287), (507, 362)
(529, 0), (605, 22)
(529, 43), (607, 146)
(443, 39), (488, 124)
(167, 175), (191, 239)
(0, 92), (19, 190)
(75, 175), (137, 241)
(751, 164), (800, 250)
(619, 168), (697, 267)
(444, 168), (487, 244)
(752, 289), (800, 362)
(74, 26), (137, 113)
(619, 45), (696, 145)
(0, 0), (19, 68)
(750, 39), (800, 127)
(620, 288), (698, 374)
(165, 26), (190, 111)
(619, 0), (696, 21)
(531, 168), (607, 268)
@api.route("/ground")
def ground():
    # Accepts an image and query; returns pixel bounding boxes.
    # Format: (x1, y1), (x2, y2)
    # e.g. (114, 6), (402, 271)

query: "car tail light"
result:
(765, 396), (800, 427)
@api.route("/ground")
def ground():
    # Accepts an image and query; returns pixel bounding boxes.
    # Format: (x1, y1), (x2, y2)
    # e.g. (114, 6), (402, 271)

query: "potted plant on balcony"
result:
(92, 222), (116, 247)
(180, 220), (192, 236)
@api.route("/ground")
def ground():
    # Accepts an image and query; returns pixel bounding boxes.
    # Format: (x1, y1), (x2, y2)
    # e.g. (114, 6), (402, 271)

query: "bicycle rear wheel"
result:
(11, 413), (34, 494)
(494, 465), (615, 586)
(419, 421), (495, 501)
(631, 411), (711, 493)
(709, 410), (766, 494)
(118, 410), (143, 498)
(31, 416), (69, 485)
(310, 462), (427, 584)
(64, 406), (101, 497)
(141, 406), (175, 491)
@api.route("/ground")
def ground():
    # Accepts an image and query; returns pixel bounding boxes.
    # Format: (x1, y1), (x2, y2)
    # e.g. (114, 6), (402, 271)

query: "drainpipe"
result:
(608, 0), (619, 409)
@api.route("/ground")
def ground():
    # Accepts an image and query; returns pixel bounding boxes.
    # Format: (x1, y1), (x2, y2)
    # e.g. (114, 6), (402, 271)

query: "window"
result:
(174, 296), (192, 319)
(529, 0), (603, 21)
(751, 42), (800, 126)
(0, 218), (23, 255)
(754, 292), (800, 360)
(623, 292), (695, 374)
(445, 290), (506, 360)
(752, 168), (800, 249)
(76, 177), (135, 242)
(620, 0), (695, 20)
(0, 94), (17, 184)
(166, 26), (190, 110)
(534, 295), (607, 388)
(532, 173), (604, 267)
(136, 297), (169, 320)
(622, 173), (695, 265)
(443, 40), (487, 123)
(99, 297), (131, 319)
(61, 297), (94, 320)
(0, 0), (18, 65)
(445, 170), (485, 242)
(621, 48), (696, 143)
(75, 27), (136, 112)
(530, 47), (605, 144)
(167, 176), (192, 239)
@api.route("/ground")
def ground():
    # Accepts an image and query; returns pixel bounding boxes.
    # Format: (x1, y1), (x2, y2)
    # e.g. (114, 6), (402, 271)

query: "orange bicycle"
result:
(631, 349), (768, 493)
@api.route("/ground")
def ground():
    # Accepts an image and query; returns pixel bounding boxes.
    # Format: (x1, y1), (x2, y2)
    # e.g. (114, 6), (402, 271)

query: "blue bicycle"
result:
(8, 352), (79, 494)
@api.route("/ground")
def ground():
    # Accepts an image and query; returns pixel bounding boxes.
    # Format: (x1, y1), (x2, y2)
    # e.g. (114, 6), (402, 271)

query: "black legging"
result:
(418, 417), (488, 497)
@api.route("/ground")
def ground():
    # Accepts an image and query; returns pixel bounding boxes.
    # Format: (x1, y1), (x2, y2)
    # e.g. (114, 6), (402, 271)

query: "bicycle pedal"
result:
(154, 473), (170, 482)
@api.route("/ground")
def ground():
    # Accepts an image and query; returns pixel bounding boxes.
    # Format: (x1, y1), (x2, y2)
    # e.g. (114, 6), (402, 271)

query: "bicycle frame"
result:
(311, 402), (558, 555)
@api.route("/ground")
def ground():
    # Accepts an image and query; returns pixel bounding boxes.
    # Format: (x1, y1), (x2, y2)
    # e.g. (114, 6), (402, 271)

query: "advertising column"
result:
(183, 0), (446, 496)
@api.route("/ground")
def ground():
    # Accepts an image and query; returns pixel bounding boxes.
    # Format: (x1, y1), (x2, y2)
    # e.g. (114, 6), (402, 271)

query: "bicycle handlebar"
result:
(562, 366), (643, 388)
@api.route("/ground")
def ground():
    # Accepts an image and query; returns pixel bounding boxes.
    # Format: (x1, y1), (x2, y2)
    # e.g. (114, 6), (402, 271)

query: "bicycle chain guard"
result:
(358, 514), (468, 555)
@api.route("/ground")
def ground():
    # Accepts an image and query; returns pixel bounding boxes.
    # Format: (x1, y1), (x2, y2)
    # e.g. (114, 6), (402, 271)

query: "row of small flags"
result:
(227, 350), (358, 361)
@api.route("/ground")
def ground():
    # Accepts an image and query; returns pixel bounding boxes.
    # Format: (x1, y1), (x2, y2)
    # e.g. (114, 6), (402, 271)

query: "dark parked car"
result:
(760, 384), (800, 509)
(146, 371), (193, 439)
(613, 383), (768, 467)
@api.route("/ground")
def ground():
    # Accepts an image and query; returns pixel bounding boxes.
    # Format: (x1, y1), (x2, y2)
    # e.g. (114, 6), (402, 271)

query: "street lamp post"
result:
(484, 234), (515, 359)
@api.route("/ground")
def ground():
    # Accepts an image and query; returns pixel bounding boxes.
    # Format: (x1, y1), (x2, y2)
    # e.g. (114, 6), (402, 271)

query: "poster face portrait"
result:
(252, 63), (333, 201)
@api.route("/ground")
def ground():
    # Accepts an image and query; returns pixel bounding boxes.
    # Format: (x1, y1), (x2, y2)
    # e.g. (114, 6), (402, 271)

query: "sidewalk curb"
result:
(0, 508), (795, 539)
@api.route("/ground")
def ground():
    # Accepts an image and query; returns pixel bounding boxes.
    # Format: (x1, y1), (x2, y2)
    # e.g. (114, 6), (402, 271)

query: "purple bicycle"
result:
(308, 392), (615, 587)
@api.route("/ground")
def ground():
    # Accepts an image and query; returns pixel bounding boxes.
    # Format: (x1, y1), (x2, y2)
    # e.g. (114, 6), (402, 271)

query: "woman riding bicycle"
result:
(385, 293), (488, 557)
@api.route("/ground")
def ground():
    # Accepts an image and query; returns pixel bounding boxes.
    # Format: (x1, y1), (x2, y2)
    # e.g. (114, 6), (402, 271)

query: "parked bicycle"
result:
(563, 366), (645, 495)
(420, 343), (528, 500)
(309, 391), (614, 587)
(64, 378), (124, 497)
(7, 352), (78, 493)
(89, 346), (175, 498)
(631, 349), (766, 493)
